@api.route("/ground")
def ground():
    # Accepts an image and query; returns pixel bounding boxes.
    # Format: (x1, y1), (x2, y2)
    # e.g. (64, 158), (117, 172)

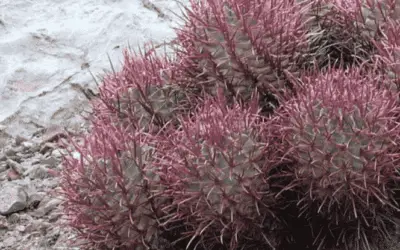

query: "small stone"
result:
(49, 212), (62, 222)
(25, 219), (51, 234)
(3, 236), (16, 247)
(41, 125), (68, 144)
(40, 156), (59, 168)
(0, 171), (7, 181)
(27, 165), (50, 180)
(0, 153), (6, 161)
(7, 168), (21, 181)
(6, 158), (25, 175)
(7, 213), (21, 224)
(27, 192), (45, 209)
(40, 142), (57, 154)
(6, 154), (22, 163)
(51, 149), (63, 158)
(21, 140), (34, 150)
(0, 183), (28, 215)
(0, 215), (8, 229)
(15, 135), (28, 146)
(15, 224), (25, 232)
(4, 147), (17, 157)
(32, 198), (62, 218)
(42, 178), (59, 189)
(0, 162), (7, 173)
(41, 228), (60, 246)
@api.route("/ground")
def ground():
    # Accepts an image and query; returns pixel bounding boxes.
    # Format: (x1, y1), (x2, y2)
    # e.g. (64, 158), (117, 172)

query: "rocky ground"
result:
(0, 123), (89, 250)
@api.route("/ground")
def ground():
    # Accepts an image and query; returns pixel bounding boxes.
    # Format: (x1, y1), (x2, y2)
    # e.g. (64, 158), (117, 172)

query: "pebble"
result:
(41, 125), (68, 144)
(27, 192), (45, 209)
(0, 183), (28, 215)
(7, 169), (21, 181)
(26, 165), (50, 180)
(3, 236), (17, 247)
(15, 135), (28, 146)
(21, 141), (34, 150)
(5, 147), (18, 157)
(40, 156), (58, 168)
(0, 162), (7, 173)
(0, 128), (79, 249)
(0, 215), (8, 229)
(51, 149), (63, 158)
(6, 158), (25, 175)
(40, 142), (57, 155)
(0, 153), (6, 161)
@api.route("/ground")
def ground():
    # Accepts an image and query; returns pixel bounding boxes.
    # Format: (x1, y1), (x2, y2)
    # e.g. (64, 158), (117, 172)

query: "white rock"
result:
(0, 183), (28, 215)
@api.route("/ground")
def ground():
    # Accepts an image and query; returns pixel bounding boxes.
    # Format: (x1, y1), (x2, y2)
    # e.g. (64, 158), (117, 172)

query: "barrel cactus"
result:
(372, 18), (400, 91)
(298, 0), (378, 71)
(151, 92), (282, 250)
(173, 0), (312, 114)
(274, 67), (400, 249)
(92, 48), (195, 133)
(59, 118), (169, 249)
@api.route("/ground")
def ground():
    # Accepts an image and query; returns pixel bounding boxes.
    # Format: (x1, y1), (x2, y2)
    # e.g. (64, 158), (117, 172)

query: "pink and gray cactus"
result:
(172, 0), (312, 113)
(59, 117), (167, 249)
(272, 66), (400, 249)
(58, 0), (400, 249)
(150, 91), (282, 250)
(91, 47), (196, 133)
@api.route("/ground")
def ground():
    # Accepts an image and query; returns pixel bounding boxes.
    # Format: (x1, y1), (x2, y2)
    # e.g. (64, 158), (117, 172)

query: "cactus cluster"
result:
(59, 0), (400, 249)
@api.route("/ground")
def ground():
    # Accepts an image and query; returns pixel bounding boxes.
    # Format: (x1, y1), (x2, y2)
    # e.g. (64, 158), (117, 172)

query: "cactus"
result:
(300, 0), (400, 71)
(274, 67), (400, 249)
(58, 0), (400, 249)
(91, 47), (195, 133)
(173, 0), (312, 114)
(354, 0), (400, 39)
(59, 119), (166, 250)
(298, 0), (377, 71)
(372, 18), (400, 91)
(151, 92), (281, 250)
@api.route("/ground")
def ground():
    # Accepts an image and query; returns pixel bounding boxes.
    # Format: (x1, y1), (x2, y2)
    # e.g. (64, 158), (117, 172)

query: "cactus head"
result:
(59, 119), (165, 249)
(91, 47), (195, 133)
(174, 0), (311, 114)
(152, 92), (281, 250)
(299, 0), (378, 71)
(275, 67), (400, 249)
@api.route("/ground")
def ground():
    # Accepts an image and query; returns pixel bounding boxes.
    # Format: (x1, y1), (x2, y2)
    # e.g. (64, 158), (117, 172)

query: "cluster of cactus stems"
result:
(59, 0), (400, 249)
